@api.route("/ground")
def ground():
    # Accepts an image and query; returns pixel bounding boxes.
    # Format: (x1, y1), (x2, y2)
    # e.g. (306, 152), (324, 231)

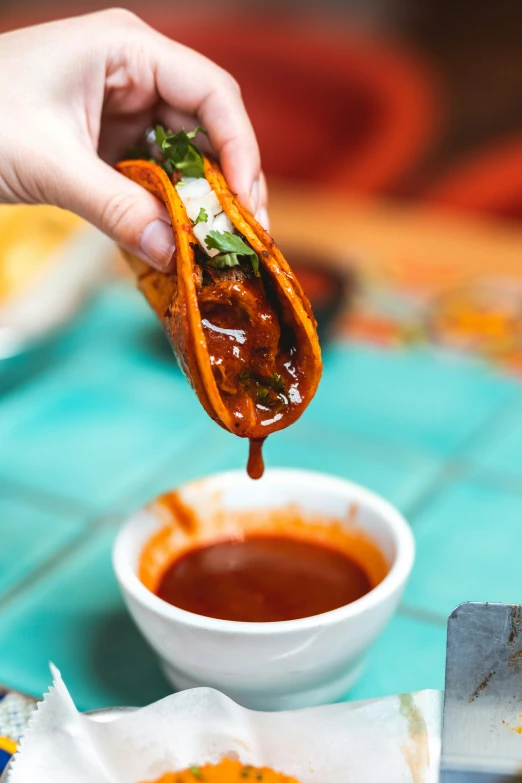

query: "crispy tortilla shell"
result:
(116, 157), (322, 439)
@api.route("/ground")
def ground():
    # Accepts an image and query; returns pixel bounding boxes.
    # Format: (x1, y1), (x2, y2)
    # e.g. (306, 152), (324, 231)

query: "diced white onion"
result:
(193, 220), (220, 256)
(213, 212), (234, 234)
(184, 200), (205, 222)
(200, 190), (222, 217)
(176, 178), (211, 203)
(176, 176), (236, 258)
(183, 192), (222, 223)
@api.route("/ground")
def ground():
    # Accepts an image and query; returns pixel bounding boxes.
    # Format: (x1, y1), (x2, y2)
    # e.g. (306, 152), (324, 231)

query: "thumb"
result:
(58, 150), (176, 271)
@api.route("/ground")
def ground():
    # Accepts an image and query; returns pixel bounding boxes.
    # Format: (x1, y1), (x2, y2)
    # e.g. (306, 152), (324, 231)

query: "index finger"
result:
(152, 35), (261, 211)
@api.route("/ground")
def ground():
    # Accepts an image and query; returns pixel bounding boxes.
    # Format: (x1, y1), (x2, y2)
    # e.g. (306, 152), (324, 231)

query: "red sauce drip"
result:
(247, 437), (266, 480)
(155, 534), (373, 622)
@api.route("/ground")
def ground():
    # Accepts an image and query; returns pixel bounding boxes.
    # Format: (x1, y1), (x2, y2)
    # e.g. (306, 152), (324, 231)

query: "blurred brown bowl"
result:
(285, 250), (354, 341)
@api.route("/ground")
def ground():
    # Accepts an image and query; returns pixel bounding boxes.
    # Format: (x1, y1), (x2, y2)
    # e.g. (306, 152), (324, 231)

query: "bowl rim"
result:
(113, 468), (415, 635)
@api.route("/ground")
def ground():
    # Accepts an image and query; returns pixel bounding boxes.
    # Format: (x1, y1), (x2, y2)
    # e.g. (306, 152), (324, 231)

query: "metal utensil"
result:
(441, 602), (522, 783)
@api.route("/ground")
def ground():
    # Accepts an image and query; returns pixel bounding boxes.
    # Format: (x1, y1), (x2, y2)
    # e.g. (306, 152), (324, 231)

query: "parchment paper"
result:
(10, 665), (442, 783)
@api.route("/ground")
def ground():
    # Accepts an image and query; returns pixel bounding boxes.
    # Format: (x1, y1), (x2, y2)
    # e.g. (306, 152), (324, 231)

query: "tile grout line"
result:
(0, 514), (121, 614)
(0, 474), (97, 517)
(102, 421), (218, 517)
(305, 390), (522, 525)
(398, 603), (448, 628)
(3, 355), (521, 524)
(453, 389), (522, 456)
(467, 467), (522, 497)
(299, 417), (440, 465)
(399, 395), (522, 523)
(399, 459), (469, 522)
(0, 422), (212, 523)
(397, 456), (522, 524)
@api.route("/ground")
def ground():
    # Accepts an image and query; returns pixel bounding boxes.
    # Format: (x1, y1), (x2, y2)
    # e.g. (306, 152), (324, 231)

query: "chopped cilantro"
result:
(238, 370), (287, 409)
(205, 252), (241, 270)
(270, 373), (285, 393)
(205, 231), (260, 276)
(191, 207), (208, 226)
(154, 125), (207, 178)
(256, 386), (270, 403)
(205, 231), (250, 254)
(190, 767), (202, 779)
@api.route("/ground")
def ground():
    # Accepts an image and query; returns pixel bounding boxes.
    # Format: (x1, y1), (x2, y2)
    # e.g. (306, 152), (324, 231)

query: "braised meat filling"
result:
(193, 248), (303, 431)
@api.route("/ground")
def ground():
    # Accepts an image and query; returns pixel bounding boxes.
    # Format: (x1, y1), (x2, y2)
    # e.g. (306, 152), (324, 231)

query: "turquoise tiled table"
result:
(2, 282), (522, 710)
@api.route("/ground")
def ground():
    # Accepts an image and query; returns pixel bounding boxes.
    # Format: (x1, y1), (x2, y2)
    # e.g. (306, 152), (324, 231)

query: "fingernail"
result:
(140, 219), (175, 270)
(257, 206), (270, 231)
(250, 179), (260, 214)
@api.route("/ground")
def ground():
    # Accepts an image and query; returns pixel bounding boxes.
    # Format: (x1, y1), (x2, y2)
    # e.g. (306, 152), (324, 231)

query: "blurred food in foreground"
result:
(0, 206), (112, 361)
(142, 760), (300, 783)
(0, 206), (82, 304)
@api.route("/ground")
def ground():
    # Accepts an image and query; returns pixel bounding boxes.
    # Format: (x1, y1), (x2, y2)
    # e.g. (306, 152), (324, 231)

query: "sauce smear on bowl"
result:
(155, 534), (373, 622)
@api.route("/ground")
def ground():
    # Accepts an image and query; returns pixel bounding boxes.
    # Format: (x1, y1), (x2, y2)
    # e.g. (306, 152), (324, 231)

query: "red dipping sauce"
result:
(155, 534), (373, 622)
(140, 492), (388, 624)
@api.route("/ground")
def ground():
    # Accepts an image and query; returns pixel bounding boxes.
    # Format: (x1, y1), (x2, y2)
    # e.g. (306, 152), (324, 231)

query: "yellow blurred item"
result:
(0, 205), (82, 304)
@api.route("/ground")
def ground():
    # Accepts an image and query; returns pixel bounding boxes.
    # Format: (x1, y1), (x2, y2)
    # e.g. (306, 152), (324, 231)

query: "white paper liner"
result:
(10, 665), (442, 783)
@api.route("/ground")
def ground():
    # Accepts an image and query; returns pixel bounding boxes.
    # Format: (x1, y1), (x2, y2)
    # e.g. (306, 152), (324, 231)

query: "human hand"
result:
(0, 9), (268, 270)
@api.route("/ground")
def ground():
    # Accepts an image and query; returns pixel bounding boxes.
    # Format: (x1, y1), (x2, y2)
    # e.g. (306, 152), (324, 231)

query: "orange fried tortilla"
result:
(143, 759), (301, 783)
(116, 155), (322, 478)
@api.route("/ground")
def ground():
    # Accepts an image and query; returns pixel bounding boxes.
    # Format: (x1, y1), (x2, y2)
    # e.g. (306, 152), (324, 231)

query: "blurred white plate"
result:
(0, 208), (114, 361)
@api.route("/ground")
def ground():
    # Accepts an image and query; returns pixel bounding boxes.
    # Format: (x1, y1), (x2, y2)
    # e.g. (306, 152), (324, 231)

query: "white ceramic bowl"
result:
(113, 469), (414, 710)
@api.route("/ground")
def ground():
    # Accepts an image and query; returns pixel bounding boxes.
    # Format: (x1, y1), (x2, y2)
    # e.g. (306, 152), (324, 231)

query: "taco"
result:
(117, 127), (322, 478)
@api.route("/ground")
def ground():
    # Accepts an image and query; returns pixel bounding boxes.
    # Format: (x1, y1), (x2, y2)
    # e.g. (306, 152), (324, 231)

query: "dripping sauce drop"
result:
(247, 437), (266, 479)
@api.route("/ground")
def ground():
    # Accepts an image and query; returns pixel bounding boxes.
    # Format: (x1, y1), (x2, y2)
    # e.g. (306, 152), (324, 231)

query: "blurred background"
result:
(2, 0), (522, 204)
(2, 0), (522, 752)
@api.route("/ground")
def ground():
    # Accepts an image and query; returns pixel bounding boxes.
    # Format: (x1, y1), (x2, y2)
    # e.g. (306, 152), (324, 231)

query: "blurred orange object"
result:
(0, 205), (82, 304)
(0, 6), (438, 194)
(158, 15), (438, 192)
(425, 135), (522, 221)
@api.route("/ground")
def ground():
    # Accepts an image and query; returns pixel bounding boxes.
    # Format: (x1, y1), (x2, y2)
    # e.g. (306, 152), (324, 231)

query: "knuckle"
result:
(220, 68), (241, 95)
(100, 190), (138, 242)
(102, 7), (142, 27)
